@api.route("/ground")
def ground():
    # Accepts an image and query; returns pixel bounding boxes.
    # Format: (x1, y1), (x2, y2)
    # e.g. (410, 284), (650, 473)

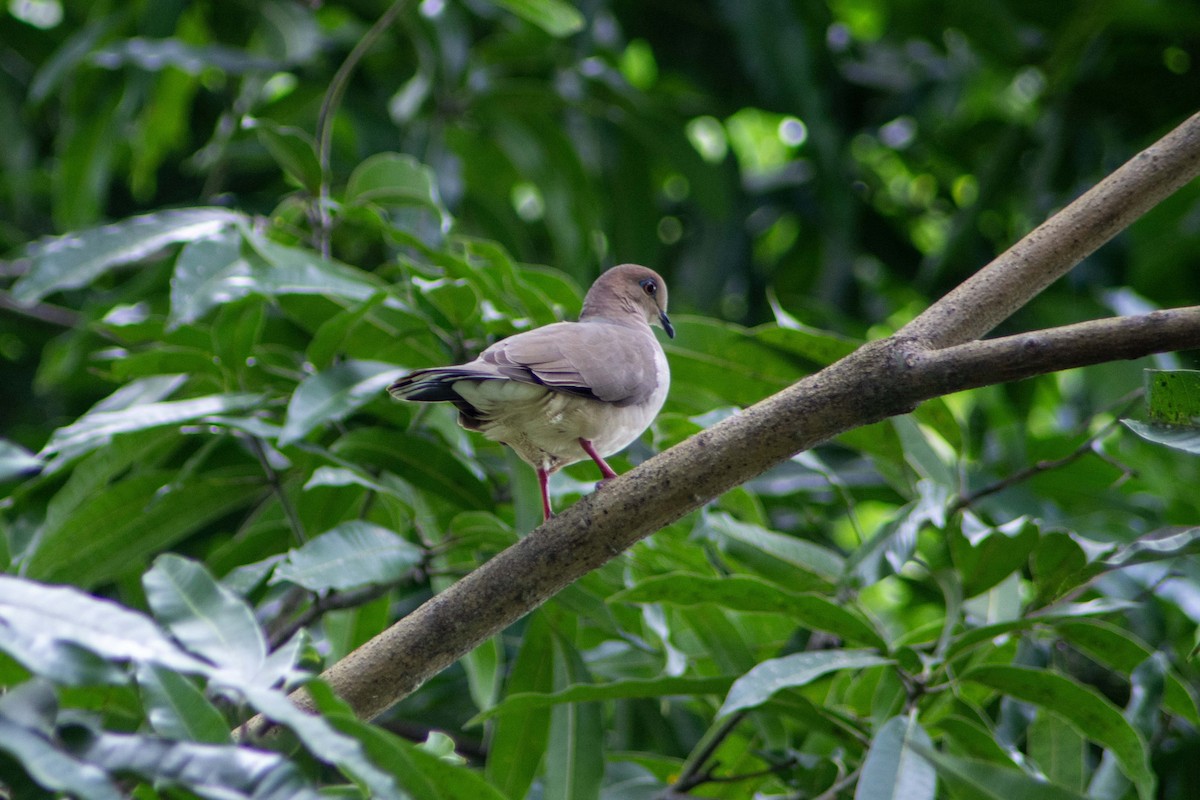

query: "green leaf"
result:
(545, 631), (603, 800)
(252, 119), (323, 193)
(0, 439), (42, 481)
(916, 748), (1090, 800)
(280, 360), (405, 446)
(483, 0), (586, 36)
(0, 575), (208, 676)
(39, 391), (264, 464)
(1028, 713), (1086, 792)
(472, 675), (734, 724)
(951, 515), (1040, 598)
(143, 555), (267, 684)
(79, 729), (317, 799)
(138, 663), (230, 743)
(1056, 618), (1200, 726)
(168, 228), (254, 327)
(1105, 526), (1200, 567)
(0, 719), (123, 800)
(963, 665), (1154, 799)
(345, 153), (445, 213)
(610, 573), (886, 649)
(1144, 368), (1200, 424)
(271, 521), (424, 592)
(241, 684), (403, 800)
(90, 37), (284, 74)
(486, 612), (554, 798)
(333, 715), (508, 800)
(718, 650), (892, 717)
(10, 207), (244, 304)
(854, 714), (936, 800)
(332, 428), (492, 510)
(700, 511), (844, 581)
(24, 468), (265, 588)
(244, 233), (391, 301)
(1122, 419), (1200, 455)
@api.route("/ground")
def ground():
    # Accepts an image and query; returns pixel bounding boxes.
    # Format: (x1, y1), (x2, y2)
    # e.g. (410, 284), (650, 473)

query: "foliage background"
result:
(2, 0), (1200, 797)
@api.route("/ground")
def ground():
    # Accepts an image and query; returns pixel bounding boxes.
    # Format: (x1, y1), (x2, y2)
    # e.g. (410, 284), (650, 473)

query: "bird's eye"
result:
(639, 278), (657, 296)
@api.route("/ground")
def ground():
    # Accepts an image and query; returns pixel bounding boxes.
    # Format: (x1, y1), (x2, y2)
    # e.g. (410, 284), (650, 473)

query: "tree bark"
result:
(255, 111), (1200, 726)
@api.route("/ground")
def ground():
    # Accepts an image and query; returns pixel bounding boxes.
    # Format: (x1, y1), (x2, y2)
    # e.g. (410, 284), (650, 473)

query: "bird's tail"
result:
(388, 368), (474, 402)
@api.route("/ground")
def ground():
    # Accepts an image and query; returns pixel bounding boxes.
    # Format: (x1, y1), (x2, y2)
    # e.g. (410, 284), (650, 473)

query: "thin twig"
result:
(247, 435), (307, 544)
(666, 711), (746, 795)
(808, 766), (863, 800)
(313, 0), (409, 257)
(268, 580), (406, 650)
(950, 395), (1140, 514)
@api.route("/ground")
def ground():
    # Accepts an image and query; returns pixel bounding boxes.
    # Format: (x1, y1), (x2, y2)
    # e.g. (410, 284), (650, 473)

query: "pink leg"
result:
(537, 466), (554, 520)
(578, 438), (618, 481)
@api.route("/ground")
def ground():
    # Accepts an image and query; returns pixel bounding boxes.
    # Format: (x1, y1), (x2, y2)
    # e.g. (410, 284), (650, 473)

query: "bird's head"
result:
(582, 263), (674, 338)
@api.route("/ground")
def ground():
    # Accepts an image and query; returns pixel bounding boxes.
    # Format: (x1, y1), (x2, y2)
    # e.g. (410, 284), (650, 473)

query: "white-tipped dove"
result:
(389, 264), (673, 520)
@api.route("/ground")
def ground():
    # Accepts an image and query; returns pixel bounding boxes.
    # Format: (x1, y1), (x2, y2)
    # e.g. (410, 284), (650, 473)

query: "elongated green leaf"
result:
(0, 576), (208, 675)
(0, 719), (122, 800)
(279, 360), (405, 446)
(1057, 618), (1199, 726)
(39, 392), (264, 463)
(143, 555), (267, 684)
(244, 234), (389, 301)
(79, 729), (317, 800)
(1105, 526), (1200, 567)
(271, 521), (424, 592)
(1089, 655), (1167, 800)
(545, 632), (603, 800)
(332, 715), (508, 800)
(719, 650), (892, 717)
(944, 599), (1134, 660)
(916, 747), (1090, 800)
(486, 612), (554, 799)
(963, 665), (1154, 799)
(90, 37), (284, 74)
(332, 428), (492, 510)
(951, 516), (1040, 598)
(472, 675), (734, 724)
(484, 0), (585, 36)
(138, 663), (230, 744)
(11, 207), (244, 304)
(241, 685), (403, 800)
(25, 468), (265, 588)
(611, 573), (885, 649)
(855, 714), (936, 800)
(0, 439), (42, 481)
(701, 511), (843, 580)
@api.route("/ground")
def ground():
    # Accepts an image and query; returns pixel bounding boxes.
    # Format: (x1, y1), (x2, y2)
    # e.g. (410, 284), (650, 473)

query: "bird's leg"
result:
(578, 438), (619, 489)
(537, 466), (554, 521)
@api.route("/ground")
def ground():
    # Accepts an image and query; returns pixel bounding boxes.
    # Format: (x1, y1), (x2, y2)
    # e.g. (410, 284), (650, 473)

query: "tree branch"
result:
(900, 111), (1200, 347)
(245, 112), (1200, 728)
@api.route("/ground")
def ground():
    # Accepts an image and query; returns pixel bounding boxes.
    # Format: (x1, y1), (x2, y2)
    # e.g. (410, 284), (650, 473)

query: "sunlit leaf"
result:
(483, 0), (585, 36)
(0, 719), (123, 800)
(719, 650), (892, 717)
(0, 439), (42, 481)
(10, 208), (245, 304)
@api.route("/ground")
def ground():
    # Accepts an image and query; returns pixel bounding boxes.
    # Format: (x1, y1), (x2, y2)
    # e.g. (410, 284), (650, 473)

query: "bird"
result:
(388, 263), (673, 521)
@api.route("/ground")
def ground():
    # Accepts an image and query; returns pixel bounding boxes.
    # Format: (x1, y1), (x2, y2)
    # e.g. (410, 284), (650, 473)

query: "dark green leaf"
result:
(700, 511), (843, 581)
(916, 748), (1090, 800)
(0, 719), (123, 800)
(90, 37), (284, 74)
(472, 674), (734, 724)
(138, 664), (230, 743)
(345, 153), (445, 214)
(963, 665), (1154, 799)
(252, 119), (323, 193)
(486, 612), (554, 799)
(332, 428), (492, 510)
(1122, 419), (1200, 455)
(1143, 368), (1200, 425)
(169, 229), (254, 327)
(611, 573), (885, 649)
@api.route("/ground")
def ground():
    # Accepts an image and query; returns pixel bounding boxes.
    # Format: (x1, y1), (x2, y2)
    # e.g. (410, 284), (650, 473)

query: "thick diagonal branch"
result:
(246, 112), (1200, 728)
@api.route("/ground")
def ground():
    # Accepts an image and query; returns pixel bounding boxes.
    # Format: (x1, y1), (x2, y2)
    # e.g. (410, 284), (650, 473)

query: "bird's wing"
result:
(480, 321), (662, 405)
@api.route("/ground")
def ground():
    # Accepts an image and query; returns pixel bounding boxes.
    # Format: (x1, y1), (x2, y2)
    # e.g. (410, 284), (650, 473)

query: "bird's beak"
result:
(659, 310), (675, 339)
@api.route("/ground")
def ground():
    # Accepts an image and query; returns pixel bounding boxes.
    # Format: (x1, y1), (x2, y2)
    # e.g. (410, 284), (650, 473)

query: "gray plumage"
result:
(389, 264), (673, 519)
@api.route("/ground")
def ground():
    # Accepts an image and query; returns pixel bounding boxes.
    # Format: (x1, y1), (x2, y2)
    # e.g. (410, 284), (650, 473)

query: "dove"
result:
(389, 264), (673, 520)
